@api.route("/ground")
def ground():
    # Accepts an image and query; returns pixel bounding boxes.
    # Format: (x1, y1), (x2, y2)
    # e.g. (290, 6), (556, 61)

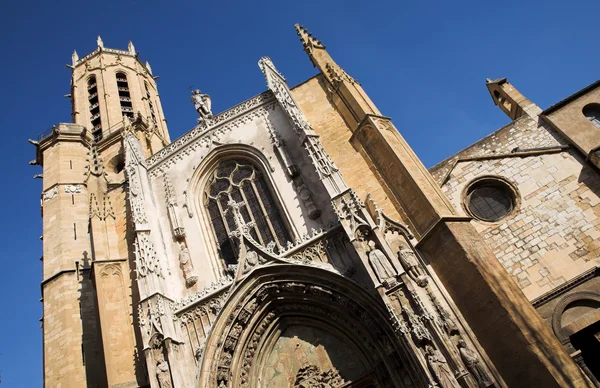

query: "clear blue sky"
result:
(1, 0), (598, 386)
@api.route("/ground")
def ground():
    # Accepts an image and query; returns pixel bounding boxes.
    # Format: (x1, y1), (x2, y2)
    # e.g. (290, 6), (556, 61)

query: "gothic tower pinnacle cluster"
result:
(32, 26), (600, 387)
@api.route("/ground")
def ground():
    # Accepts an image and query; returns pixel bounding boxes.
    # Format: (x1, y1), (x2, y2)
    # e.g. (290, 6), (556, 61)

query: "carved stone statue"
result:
(367, 240), (397, 288)
(458, 339), (493, 387)
(155, 350), (173, 388)
(294, 363), (345, 388)
(398, 247), (427, 286)
(178, 242), (198, 287)
(425, 345), (461, 388)
(191, 89), (213, 122)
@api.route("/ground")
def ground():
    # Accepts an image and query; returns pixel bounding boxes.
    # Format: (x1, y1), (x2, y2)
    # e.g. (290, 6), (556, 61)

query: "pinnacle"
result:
(294, 24), (325, 50)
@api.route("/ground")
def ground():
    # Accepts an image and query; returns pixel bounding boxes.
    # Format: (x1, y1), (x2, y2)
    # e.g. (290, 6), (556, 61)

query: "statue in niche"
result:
(178, 241), (198, 287)
(457, 339), (493, 387)
(155, 350), (172, 388)
(425, 345), (461, 388)
(366, 239), (398, 288)
(398, 244), (427, 286)
(191, 89), (213, 122)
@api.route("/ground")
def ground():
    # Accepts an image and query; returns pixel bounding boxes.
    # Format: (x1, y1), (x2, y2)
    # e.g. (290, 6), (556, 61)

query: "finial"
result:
(145, 61), (153, 75)
(294, 24), (325, 51)
(72, 50), (79, 66)
(97, 36), (104, 48)
(128, 41), (136, 55)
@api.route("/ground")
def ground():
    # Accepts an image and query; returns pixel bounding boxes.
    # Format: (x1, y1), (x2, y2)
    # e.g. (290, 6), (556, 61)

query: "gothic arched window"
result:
(116, 72), (134, 119)
(205, 159), (290, 266)
(583, 103), (600, 128)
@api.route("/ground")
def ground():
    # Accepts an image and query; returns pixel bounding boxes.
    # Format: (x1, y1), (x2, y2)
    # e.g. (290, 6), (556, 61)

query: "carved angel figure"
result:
(458, 339), (493, 387)
(425, 345), (461, 388)
(178, 242), (198, 287)
(367, 240), (397, 288)
(191, 89), (213, 121)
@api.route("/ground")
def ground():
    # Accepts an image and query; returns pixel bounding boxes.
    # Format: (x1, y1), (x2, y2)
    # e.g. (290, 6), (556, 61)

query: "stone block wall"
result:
(435, 118), (600, 301)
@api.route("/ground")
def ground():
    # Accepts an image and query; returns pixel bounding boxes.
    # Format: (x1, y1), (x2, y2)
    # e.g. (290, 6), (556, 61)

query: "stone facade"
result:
(432, 78), (600, 384)
(33, 29), (597, 388)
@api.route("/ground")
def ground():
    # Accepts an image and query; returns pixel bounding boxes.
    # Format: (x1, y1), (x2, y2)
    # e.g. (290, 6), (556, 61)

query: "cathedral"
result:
(31, 25), (600, 387)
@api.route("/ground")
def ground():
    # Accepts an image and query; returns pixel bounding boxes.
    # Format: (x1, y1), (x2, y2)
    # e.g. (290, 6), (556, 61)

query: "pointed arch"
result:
(197, 264), (426, 388)
(188, 144), (297, 276)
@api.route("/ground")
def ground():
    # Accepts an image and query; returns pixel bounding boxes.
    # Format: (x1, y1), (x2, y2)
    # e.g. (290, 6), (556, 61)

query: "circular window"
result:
(465, 178), (517, 222)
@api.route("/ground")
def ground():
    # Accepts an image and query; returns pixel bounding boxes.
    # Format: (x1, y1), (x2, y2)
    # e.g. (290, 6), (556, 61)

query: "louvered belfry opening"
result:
(116, 72), (134, 119)
(205, 159), (290, 266)
(88, 75), (103, 141)
(145, 82), (157, 125)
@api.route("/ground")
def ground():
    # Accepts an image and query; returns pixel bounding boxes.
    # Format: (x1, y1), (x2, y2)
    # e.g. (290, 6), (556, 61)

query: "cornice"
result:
(146, 91), (276, 177)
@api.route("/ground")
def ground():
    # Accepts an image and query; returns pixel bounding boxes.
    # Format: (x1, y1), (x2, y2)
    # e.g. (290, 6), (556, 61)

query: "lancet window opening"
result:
(116, 72), (134, 119)
(144, 82), (157, 125)
(88, 75), (103, 141)
(204, 159), (291, 266)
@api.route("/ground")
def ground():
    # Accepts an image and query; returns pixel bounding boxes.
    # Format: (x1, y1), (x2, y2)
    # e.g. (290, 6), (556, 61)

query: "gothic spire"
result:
(294, 24), (326, 53)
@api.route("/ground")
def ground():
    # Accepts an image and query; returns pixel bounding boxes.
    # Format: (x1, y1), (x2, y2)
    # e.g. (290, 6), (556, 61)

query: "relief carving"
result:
(42, 186), (58, 201)
(64, 184), (82, 194)
(293, 364), (345, 388)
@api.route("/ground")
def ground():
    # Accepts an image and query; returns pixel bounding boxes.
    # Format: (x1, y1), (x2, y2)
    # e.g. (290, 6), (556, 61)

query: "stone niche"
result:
(261, 323), (369, 387)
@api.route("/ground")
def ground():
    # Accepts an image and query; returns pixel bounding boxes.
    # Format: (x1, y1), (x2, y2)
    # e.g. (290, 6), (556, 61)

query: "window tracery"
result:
(205, 159), (290, 266)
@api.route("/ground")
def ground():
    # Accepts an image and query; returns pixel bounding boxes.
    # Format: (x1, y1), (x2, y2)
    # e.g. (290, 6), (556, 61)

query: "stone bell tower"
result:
(32, 37), (171, 387)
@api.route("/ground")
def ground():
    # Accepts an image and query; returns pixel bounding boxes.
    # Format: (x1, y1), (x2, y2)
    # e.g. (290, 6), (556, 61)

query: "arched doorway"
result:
(197, 265), (426, 387)
(552, 292), (600, 385)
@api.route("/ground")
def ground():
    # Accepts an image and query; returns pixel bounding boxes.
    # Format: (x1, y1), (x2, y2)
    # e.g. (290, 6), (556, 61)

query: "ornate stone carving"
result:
(259, 56), (312, 136)
(304, 135), (338, 178)
(146, 92), (274, 176)
(333, 190), (369, 239)
(428, 289), (460, 337)
(64, 185), (81, 194)
(178, 241), (198, 287)
(294, 177), (321, 219)
(457, 339), (493, 387)
(425, 345), (461, 388)
(164, 174), (185, 237)
(170, 276), (232, 312)
(103, 195), (115, 219)
(365, 239), (397, 288)
(293, 364), (346, 388)
(134, 231), (161, 278)
(398, 247), (427, 286)
(151, 335), (173, 388)
(42, 186), (58, 201)
(191, 89), (213, 123)
(89, 193), (102, 219)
